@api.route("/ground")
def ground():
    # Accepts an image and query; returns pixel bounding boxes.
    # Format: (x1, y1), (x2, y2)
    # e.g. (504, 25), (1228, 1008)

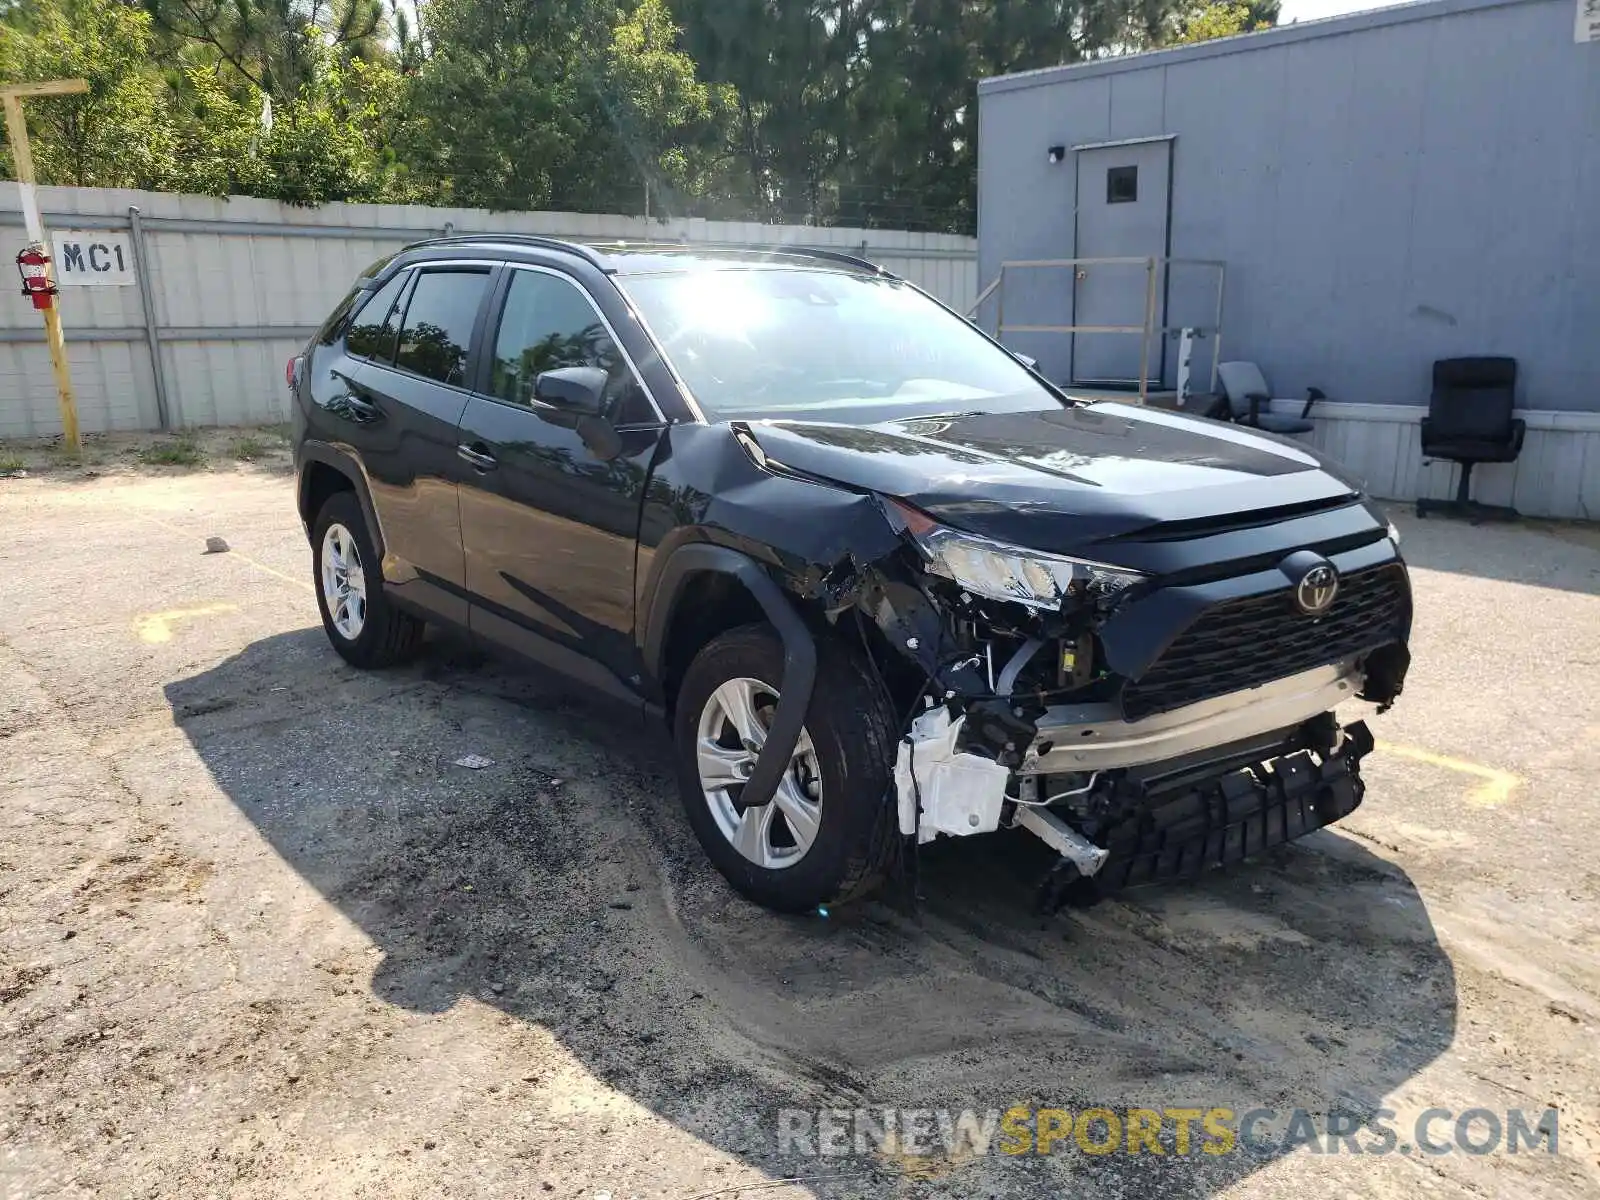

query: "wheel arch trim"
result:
(296, 441), (387, 561)
(643, 544), (818, 817)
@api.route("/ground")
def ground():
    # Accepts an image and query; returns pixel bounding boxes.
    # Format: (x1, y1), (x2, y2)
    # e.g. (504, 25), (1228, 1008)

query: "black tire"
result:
(672, 623), (898, 912)
(311, 490), (425, 668)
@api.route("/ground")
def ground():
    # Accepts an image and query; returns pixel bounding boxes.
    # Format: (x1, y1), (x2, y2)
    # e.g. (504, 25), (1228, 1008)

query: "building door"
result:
(1072, 139), (1172, 386)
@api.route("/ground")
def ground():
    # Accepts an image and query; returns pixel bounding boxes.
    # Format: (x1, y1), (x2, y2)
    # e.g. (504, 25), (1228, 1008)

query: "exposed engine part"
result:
(1043, 772), (1101, 805)
(995, 636), (1045, 697)
(1014, 806), (1111, 877)
(959, 698), (1040, 767)
(1058, 632), (1094, 689)
(893, 707), (1010, 843)
(1007, 777), (1114, 913)
(857, 513), (1401, 914)
(1007, 771), (1100, 807)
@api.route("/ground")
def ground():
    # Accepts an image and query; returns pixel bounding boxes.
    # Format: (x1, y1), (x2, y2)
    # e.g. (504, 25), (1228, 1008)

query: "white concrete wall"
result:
(1266, 400), (1600, 521)
(0, 185), (978, 437)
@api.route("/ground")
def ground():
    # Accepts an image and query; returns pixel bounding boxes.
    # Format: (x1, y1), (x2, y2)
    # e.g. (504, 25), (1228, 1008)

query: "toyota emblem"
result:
(1295, 563), (1339, 615)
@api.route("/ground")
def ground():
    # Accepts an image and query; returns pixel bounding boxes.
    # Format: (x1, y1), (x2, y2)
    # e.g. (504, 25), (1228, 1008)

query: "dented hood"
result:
(745, 402), (1360, 553)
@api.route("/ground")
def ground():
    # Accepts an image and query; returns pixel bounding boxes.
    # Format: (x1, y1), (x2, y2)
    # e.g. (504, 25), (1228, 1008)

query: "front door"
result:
(456, 265), (665, 702)
(1072, 140), (1172, 386)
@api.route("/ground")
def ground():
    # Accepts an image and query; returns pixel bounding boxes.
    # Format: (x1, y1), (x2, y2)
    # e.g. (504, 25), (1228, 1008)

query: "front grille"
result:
(1120, 564), (1409, 721)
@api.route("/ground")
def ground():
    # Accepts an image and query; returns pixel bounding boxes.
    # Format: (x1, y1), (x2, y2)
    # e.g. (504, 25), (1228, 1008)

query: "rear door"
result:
(346, 263), (496, 625)
(1072, 140), (1172, 386)
(456, 264), (667, 701)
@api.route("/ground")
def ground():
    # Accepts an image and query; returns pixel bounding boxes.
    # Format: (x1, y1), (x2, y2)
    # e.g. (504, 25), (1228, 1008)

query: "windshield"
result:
(617, 268), (1057, 422)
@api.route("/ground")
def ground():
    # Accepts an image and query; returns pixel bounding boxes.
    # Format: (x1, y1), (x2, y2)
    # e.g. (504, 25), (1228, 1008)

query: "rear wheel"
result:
(312, 491), (424, 668)
(673, 624), (898, 912)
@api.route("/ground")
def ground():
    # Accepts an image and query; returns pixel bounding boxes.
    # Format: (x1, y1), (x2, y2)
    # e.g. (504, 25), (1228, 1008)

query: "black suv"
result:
(290, 236), (1411, 913)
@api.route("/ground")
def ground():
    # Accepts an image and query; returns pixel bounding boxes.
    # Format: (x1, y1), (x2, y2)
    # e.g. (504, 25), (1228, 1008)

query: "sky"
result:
(1278, 0), (1405, 23)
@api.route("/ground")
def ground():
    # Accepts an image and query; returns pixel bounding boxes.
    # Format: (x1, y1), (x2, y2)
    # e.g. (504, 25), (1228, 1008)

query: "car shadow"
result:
(165, 630), (1458, 1196)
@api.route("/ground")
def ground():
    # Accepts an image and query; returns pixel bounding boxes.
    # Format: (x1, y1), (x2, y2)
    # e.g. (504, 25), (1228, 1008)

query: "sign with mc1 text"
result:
(1580, 0), (1600, 42)
(51, 230), (136, 285)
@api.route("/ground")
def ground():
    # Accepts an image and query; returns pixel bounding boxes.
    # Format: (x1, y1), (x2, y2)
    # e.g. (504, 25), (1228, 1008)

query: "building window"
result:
(1107, 165), (1138, 204)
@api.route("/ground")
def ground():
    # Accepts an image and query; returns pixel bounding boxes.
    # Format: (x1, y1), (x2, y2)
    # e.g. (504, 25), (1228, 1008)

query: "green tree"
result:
(1166, 0), (1277, 44)
(671, 0), (1218, 231)
(0, 0), (420, 204)
(401, 0), (734, 214)
(0, 0), (176, 188)
(595, 0), (741, 213)
(159, 31), (415, 204)
(140, 0), (388, 100)
(3, 0), (1280, 226)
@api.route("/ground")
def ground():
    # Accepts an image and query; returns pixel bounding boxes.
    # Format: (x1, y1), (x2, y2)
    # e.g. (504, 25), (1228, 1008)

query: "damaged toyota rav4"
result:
(290, 237), (1411, 913)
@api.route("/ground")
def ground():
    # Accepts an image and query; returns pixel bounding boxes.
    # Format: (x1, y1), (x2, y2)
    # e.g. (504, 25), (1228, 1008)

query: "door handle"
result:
(344, 394), (381, 420)
(328, 370), (382, 423)
(457, 443), (498, 471)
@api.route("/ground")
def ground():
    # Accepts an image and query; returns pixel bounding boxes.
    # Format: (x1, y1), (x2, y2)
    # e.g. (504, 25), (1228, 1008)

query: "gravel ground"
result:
(1, 461), (1597, 1199)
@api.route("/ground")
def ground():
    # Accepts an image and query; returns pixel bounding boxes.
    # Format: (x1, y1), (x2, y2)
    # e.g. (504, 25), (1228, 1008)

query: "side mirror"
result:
(534, 365), (607, 414)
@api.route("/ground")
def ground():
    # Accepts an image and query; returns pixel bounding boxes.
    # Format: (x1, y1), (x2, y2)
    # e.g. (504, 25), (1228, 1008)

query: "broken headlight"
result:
(892, 502), (1145, 612)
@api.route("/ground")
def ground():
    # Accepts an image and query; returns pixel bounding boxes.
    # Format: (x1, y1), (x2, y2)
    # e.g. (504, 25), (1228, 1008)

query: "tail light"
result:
(285, 355), (300, 389)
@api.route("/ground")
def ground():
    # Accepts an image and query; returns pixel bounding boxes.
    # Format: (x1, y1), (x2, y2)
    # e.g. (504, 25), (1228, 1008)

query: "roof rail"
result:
(402, 232), (610, 268)
(587, 239), (891, 276)
(402, 233), (892, 277)
(761, 244), (888, 274)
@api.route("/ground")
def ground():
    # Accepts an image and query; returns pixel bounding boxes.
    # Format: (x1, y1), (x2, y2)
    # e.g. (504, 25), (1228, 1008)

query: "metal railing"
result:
(969, 256), (1227, 404)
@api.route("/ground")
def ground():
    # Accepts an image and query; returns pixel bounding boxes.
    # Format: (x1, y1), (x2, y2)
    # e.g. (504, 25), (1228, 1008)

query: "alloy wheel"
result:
(695, 677), (823, 869)
(320, 522), (368, 640)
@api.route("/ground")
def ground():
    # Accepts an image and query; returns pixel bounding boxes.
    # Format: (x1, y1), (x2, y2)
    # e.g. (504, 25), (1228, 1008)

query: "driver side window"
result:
(490, 270), (653, 424)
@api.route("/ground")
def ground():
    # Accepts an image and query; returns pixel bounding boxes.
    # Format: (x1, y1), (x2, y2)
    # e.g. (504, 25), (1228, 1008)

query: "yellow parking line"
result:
(133, 603), (240, 644)
(1375, 740), (1521, 808)
(137, 513), (313, 594)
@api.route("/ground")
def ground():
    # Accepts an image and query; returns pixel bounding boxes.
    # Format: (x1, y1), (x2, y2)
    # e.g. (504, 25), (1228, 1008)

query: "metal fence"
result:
(0, 185), (979, 438)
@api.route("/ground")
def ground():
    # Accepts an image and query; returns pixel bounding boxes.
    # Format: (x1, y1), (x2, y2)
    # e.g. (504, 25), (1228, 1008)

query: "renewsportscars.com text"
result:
(777, 1106), (1560, 1159)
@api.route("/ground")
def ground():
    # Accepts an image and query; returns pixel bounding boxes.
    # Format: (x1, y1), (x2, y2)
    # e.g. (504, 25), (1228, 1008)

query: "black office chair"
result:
(1416, 357), (1525, 522)
(1212, 361), (1324, 434)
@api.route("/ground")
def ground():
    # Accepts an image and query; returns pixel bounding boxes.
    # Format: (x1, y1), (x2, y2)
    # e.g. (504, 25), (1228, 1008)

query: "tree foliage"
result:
(397, 0), (732, 213)
(0, 0), (174, 187)
(1, 0), (1275, 227)
(1167, 0), (1278, 45)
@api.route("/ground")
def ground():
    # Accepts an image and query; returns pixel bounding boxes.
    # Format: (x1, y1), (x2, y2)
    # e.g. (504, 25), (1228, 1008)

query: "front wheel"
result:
(672, 624), (899, 912)
(312, 491), (425, 668)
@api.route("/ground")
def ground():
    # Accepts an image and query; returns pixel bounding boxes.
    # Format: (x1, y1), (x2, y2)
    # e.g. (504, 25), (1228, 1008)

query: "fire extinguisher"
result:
(16, 242), (58, 311)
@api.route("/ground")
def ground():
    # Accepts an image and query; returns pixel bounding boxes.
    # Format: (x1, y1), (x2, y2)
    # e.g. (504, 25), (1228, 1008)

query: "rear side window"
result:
(315, 288), (361, 347)
(346, 271), (410, 360)
(394, 268), (491, 386)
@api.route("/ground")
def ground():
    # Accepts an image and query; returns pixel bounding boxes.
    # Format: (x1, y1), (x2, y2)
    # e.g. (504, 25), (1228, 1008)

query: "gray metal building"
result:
(975, 0), (1600, 517)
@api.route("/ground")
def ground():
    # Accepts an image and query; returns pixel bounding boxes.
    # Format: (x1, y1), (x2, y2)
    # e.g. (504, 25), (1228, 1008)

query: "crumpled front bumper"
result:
(892, 665), (1381, 910)
(1019, 660), (1370, 775)
(1023, 717), (1376, 911)
(1087, 718), (1374, 895)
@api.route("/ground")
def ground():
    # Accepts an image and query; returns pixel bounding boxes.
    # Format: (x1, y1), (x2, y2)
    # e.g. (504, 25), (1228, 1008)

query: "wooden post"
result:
(3, 79), (89, 453)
